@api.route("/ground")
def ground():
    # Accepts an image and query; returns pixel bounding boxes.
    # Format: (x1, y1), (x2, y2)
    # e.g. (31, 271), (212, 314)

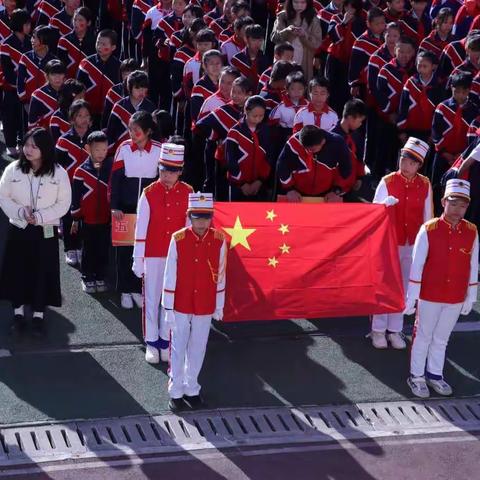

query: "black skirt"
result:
(0, 223), (61, 309)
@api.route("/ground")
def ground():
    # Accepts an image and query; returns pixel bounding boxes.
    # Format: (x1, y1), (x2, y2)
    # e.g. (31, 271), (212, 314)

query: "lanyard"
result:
(27, 173), (41, 213)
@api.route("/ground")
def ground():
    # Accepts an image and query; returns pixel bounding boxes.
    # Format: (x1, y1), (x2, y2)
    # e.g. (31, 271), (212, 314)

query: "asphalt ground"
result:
(0, 155), (480, 426)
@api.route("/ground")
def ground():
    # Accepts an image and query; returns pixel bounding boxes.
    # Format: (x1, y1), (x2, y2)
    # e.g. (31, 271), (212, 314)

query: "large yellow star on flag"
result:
(223, 216), (256, 251)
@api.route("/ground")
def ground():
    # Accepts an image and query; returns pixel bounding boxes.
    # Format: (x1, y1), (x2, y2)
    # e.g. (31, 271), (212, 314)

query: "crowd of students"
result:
(0, 0), (479, 406)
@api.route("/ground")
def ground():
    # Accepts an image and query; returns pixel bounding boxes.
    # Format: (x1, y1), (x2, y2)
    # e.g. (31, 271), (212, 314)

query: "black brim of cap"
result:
(159, 164), (183, 172)
(189, 212), (213, 219)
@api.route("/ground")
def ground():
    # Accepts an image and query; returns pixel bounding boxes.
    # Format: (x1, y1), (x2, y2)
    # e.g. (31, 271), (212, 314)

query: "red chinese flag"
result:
(213, 202), (404, 322)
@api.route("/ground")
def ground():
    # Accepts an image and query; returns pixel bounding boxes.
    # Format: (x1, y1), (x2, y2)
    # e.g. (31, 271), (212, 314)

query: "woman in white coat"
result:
(0, 127), (71, 337)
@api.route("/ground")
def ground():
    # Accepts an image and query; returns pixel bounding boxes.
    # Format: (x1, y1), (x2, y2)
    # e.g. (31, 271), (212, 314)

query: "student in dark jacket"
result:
(71, 131), (113, 294)
(0, 9), (32, 157)
(225, 95), (273, 201)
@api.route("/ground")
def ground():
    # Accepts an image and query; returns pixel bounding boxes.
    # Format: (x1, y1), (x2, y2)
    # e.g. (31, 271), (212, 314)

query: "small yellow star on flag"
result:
(268, 256), (279, 268)
(266, 209), (277, 221)
(223, 216), (256, 251)
(278, 224), (289, 235)
(279, 243), (290, 254)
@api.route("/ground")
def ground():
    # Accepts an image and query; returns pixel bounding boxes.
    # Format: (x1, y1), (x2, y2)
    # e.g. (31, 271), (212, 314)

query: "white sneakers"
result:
(131, 293), (143, 308)
(145, 345), (169, 364)
(408, 376), (453, 398)
(387, 332), (407, 349)
(65, 250), (78, 266)
(120, 293), (143, 309)
(370, 331), (388, 349)
(121, 293), (134, 309)
(407, 376), (430, 398)
(145, 345), (159, 364)
(370, 331), (406, 349)
(426, 378), (453, 396)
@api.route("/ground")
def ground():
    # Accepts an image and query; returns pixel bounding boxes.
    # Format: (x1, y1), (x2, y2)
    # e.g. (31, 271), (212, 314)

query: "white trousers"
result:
(168, 312), (212, 399)
(143, 257), (169, 343)
(372, 244), (413, 333)
(410, 299), (462, 378)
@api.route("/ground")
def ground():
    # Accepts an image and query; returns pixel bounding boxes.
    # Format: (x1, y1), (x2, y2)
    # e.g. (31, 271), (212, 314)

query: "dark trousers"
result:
(115, 245), (141, 294)
(2, 90), (24, 148)
(431, 152), (453, 215)
(375, 120), (400, 177)
(229, 183), (271, 201)
(325, 56), (350, 116)
(81, 223), (110, 282)
(61, 211), (81, 251)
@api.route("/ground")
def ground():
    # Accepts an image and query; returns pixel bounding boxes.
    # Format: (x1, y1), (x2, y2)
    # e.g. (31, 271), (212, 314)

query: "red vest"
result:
(385, 171), (430, 246)
(174, 227), (224, 315)
(144, 181), (191, 257)
(420, 217), (477, 303)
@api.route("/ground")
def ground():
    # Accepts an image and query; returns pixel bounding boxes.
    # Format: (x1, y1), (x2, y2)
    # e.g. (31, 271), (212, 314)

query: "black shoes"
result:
(168, 397), (187, 412)
(10, 315), (27, 336)
(31, 318), (47, 338)
(183, 395), (206, 410)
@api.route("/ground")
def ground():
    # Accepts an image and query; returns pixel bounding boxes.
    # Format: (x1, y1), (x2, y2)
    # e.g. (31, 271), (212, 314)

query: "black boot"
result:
(183, 395), (206, 409)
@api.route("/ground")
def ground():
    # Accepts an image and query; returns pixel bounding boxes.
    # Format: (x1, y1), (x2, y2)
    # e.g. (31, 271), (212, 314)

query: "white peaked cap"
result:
(401, 137), (429, 164)
(443, 179), (470, 201)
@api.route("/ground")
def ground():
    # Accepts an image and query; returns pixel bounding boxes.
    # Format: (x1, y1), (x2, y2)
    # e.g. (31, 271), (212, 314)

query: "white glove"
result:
(165, 309), (176, 326)
(403, 297), (417, 315)
(382, 196), (399, 207)
(212, 308), (224, 321)
(461, 300), (474, 316)
(132, 257), (144, 278)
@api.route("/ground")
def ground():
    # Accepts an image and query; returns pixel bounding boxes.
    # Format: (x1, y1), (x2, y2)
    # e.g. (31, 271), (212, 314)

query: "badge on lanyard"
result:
(43, 225), (54, 239)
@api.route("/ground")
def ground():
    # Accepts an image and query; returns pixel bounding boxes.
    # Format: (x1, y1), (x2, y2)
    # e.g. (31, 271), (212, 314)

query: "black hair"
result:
(18, 128), (56, 176)
(196, 27), (216, 44)
(416, 49), (438, 65)
(119, 58), (139, 75)
(285, 0), (316, 25)
(286, 71), (307, 89)
(183, 4), (204, 17)
(231, 0), (249, 14)
(190, 18), (207, 34)
(97, 29), (117, 46)
(87, 130), (108, 145)
(220, 66), (240, 79)
(342, 98), (367, 118)
(10, 9), (31, 32)
(127, 70), (149, 93)
(308, 76), (330, 93)
(73, 6), (92, 23)
(45, 59), (67, 76)
(245, 94), (266, 112)
(202, 49), (223, 65)
(274, 41), (294, 56)
(367, 6), (385, 22)
(33, 25), (51, 46)
(466, 35), (480, 51)
(299, 125), (326, 147)
(244, 23), (264, 39)
(396, 35), (417, 49)
(152, 110), (175, 140)
(234, 15), (254, 31)
(58, 79), (85, 112)
(435, 7), (453, 27)
(270, 60), (296, 82)
(167, 134), (186, 146)
(68, 99), (92, 121)
(450, 72), (473, 89)
(343, 0), (364, 15)
(385, 21), (401, 33)
(232, 75), (253, 93)
(129, 110), (155, 136)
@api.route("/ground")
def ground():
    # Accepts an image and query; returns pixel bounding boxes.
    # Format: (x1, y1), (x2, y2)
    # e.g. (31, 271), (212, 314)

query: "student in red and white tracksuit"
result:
(371, 137), (433, 349)
(405, 179), (478, 398)
(133, 143), (193, 364)
(162, 192), (226, 411)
